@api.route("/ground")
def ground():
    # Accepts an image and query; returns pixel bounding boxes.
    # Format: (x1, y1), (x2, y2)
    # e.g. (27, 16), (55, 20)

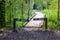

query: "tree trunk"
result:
(0, 0), (5, 27)
(27, 0), (30, 22)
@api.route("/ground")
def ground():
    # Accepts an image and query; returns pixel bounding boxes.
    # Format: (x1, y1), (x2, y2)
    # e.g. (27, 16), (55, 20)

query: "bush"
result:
(41, 9), (58, 29)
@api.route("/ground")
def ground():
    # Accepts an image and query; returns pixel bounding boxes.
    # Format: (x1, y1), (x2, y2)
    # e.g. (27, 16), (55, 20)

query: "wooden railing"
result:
(13, 18), (47, 32)
(13, 18), (29, 32)
(33, 18), (48, 30)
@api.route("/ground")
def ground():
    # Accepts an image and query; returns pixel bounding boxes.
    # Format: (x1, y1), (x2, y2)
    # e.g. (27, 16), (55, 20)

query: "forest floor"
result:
(0, 29), (60, 40)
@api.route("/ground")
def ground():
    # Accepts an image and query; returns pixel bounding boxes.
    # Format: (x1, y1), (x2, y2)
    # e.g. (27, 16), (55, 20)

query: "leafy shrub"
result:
(41, 9), (58, 29)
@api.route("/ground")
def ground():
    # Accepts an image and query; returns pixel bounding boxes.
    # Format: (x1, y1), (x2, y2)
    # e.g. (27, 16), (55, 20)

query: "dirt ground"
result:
(0, 29), (60, 40)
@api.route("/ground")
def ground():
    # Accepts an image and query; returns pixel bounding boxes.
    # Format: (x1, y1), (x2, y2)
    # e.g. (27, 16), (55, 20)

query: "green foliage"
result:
(4, 0), (35, 30)
(40, 0), (58, 29)
(41, 9), (58, 29)
(0, 0), (59, 30)
(48, 0), (58, 9)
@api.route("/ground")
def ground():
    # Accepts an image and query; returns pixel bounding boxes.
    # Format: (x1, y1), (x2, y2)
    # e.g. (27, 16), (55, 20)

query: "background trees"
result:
(0, 0), (59, 30)
(3, 0), (34, 29)
(34, 0), (58, 29)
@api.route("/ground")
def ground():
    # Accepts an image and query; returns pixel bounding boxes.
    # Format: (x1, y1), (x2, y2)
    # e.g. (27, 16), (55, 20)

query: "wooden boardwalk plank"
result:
(23, 10), (45, 31)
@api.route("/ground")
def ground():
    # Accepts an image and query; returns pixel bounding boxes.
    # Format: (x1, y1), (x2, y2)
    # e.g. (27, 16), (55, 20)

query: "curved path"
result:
(23, 10), (45, 31)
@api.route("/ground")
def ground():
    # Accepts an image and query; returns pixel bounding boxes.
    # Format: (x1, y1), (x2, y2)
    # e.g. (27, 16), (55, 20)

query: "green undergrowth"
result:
(41, 9), (58, 29)
(3, 9), (35, 30)
(16, 10), (35, 28)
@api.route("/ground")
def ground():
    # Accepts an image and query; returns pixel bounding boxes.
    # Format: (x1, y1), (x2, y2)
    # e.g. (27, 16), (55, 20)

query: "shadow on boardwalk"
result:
(0, 29), (60, 40)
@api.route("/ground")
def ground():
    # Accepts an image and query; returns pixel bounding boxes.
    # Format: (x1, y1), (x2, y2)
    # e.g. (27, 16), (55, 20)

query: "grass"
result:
(15, 9), (35, 28)
(41, 9), (58, 29)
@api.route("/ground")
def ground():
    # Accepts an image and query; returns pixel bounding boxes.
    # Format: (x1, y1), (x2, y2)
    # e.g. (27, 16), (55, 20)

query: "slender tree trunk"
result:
(58, 0), (59, 21)
(28, 0), (30, 22)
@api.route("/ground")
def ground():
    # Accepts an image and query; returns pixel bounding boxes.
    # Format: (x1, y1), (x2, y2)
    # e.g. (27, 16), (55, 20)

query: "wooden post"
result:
(13, 18), (28, 32)
(33, 18), (48, 30)
(44, 18), (47, 30)
(13, 19), (17, 32)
